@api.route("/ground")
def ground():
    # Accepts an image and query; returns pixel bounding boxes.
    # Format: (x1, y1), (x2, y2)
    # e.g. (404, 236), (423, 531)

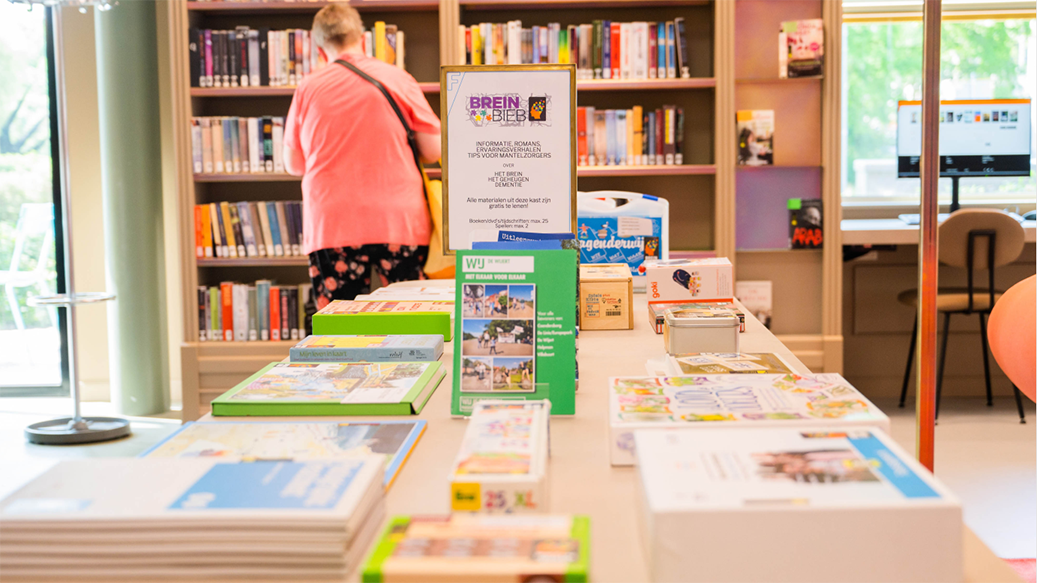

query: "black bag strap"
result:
(334, 58), (425, 188)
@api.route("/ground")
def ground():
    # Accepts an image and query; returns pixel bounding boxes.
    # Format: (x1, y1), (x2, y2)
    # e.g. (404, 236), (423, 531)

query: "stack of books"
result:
(188, 22), (408, 88)
(191, 116), (287, 175)
(193, 200), (304, 258)
(576, 105), (685, 167)
(0, 457), (386, 580)
(459, 19), (691, 80)
(197, 280), (310, 342)
(634, 427), (961, 582)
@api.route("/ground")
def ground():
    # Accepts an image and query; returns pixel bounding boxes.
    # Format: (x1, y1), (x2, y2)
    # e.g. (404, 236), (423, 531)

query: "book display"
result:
(576, 105), (686, 167)
(313, 300), (454, 340)
(634, 427), (961, 582)
(290, 334), (445, 362)
(142, 420), (426, 488)
(196, 280), (310, 342)
(608, 372), (889, 466)
(193, 200), (303, 258)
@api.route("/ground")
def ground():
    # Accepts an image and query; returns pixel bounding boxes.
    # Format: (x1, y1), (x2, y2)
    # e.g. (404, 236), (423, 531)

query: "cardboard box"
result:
(580, 263), (634, 330)
(645, 258), (733, 303)
(608, 373), (890, 466)
(450, 400), (550, 513)
(635, 426), (962, 583)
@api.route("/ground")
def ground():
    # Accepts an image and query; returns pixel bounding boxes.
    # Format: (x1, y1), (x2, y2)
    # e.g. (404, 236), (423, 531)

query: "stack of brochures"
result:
(0, 457), (385, 580)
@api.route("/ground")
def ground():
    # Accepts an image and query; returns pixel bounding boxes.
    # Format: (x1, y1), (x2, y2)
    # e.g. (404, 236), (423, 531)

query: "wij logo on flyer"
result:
(462, 256), (535, 273)
(468, 94), (550, 126)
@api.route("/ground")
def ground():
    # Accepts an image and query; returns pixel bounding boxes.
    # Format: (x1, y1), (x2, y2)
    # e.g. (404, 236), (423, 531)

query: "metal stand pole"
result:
(24, 6), (129, 445)
(916, 0), (942, 472)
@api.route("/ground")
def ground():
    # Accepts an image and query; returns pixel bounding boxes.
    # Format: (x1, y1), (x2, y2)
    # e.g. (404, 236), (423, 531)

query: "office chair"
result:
(898, 209), (1027, 423)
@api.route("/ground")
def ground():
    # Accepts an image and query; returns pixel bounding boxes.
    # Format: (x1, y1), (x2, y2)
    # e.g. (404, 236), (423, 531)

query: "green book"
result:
(452, 249), (578, 416)
(211, 361), (445, 416)
(312, 300), (453, 341)
(363, 515), (590, 582)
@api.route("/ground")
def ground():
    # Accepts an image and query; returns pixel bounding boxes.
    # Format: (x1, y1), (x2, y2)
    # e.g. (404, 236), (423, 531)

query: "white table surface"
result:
(198, 295), (1020, 583)
(842, 218), (1037, 246)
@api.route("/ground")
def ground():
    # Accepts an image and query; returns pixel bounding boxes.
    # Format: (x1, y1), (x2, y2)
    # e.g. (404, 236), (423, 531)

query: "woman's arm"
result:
(284, 144), (305, 176)
(416, 131), (441, 165)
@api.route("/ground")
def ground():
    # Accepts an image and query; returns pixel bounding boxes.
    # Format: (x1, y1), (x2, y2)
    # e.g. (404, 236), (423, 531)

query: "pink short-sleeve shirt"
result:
(285, 53), (440, 254)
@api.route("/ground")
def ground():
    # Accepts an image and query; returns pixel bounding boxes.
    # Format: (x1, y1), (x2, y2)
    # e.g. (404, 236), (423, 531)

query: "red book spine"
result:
(280, 290), (290, 340)
(648, 23), (658, 79)
(577, 107), (587, 166)
(269, 286), (281, 341)
(610, 22), (621, 79)
(655, 108), (664, 165)
(194, 205), (203, 259)
(220, 281), (234, 341)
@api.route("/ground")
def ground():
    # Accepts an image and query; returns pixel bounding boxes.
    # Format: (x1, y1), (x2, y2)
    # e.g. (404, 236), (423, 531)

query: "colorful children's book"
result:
(608, 372), (890, 465)
(141, 420), (427, 489)
(211, 361), (445, 416)
(635, 427), (961, 583)
(789, 197), (824, 249)
(453, 249), (578, 416)
(312, 300), (453, 340)
(289, 335), (444, 363)
(450, 400), (550, 514)
(362, 514), (590, 583)
(736, 109), (774, 166)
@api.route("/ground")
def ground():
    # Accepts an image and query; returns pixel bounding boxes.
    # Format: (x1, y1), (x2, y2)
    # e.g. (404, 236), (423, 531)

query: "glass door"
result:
(0, 5), (68, 395)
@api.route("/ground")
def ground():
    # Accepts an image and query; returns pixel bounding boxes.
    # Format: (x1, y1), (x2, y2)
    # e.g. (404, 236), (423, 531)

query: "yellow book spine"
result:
(219, 201), (236, 252)
(473, 26), (483, 65)
(374, 21), (386, 62)
(632, 105), (643, 165)
(200, 204), (213, 257)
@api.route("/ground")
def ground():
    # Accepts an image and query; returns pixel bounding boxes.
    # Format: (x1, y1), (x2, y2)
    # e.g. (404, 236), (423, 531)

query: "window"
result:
(0, 5), (68, 395)
(841, 12), (1036, 205)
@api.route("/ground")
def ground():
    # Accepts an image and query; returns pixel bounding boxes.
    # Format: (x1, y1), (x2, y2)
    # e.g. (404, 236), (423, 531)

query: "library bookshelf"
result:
(168, 0), (744, 421)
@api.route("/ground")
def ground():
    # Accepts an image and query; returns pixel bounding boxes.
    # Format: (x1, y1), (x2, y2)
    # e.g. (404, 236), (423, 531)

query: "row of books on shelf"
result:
(193, 200), (303, 259)
(459, 19), (690, 80)
(198, 281), (312, 342)
(576, 105), (684, 167)
(191, 116), (284, 175)
(188, 22), (406, 89)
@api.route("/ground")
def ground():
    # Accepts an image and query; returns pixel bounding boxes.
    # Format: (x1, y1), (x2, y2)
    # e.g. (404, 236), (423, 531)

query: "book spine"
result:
(256, 201), (274, 256)
(272, 117), (284, 173)
(579, 25), (591, 78)
(282, 201), (298, 255)
(191, 118), (202, 173)
(648, 23), (658, 79)
(675, 107), (685, 165)
(605, 110), (616, 165)
(194, 205), (204, 259)
(632, 105), (643, 165)
(248, 29), (260, 86)
(248, 286), (258, 341)
(385, 24), (398, 66)
(218, 201), (235, 257)
(229, 29), (240, 87)
(280, 287), (290, 340)
(200, 118), (212, 173)
(210, 287), (221, 341)
(238, 28), (250, 86)
(247, 117), (260, 173)
(266, 201), (284, 256)
(234, 284), (248, 342)
(288, 287), (299, 340)
(270, 286), (281, 341)
(593, 110), (607, 165)
(619, 22), (630, 79)
(200, 202), (213, 258)
(287, 30), (296, 85)
(374, 21), (386, 62)
(262, 117), (274, 172)
(221, 30), (231, 87)
(293, 201), (304, 255)
(189, 28), (201, 87)
(275, 201), (292, 256)
(616, 109), (627, 165)
(229, 202), (246, 257)
(665, 21), (676, 79)
(211, 118), (223, 172)
(591, 21), (602, 79)
(395, 30), (404, 69)
(576, 106), (587, 166)
(675, 17), (689, 78)
(646, 110), (655, 165)
(605, 21), (613, 78)
(197, 286), (207, 341)
(249, 202), (266, 257)
(236, 201), (258, 257)
(211, 30), (221, 88)
(290, 345), (440, 362)
(655, 108), (664, 165)
(209, 203), (223, 258)
(601, 21), (611, 79)
(257, 280), (270, 341)
(237, 117), (249, 172)
(203, 30), (213, 87)
(296, 29), (305, 79)
(298, 283), (310, 337)
(222, 118), (234, 174)
(664, 105), (676, 165)
(548, 23), (559, 64)
(459, 25), (468, 65)
(259, 28), (270, 86)
(585, 106), (595, 166)
(220, 281), (234, 341)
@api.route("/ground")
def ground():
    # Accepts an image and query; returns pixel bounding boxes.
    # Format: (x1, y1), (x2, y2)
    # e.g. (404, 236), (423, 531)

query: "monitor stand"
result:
(949, 175), (961, 213)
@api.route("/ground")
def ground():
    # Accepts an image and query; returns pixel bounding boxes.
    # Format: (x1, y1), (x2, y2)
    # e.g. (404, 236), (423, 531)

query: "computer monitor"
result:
(897, 99), (1032, 178)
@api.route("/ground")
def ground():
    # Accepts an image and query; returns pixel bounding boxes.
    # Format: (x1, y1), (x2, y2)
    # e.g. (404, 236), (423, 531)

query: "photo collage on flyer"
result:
(459, 284), (536, 393)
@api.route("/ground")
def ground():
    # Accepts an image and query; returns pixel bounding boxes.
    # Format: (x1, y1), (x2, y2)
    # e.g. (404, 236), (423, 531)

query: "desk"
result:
(198, 295), (1020, 583)
(842, 218), (1037, 246)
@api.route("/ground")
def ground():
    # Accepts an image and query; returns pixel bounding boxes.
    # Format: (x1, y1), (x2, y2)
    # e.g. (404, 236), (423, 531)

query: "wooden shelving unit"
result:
(197, 257), (310, 267)
(186, 1), (441, 13)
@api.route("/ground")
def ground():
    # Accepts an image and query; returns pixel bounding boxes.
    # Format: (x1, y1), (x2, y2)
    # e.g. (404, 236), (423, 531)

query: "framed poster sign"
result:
(440, 64), (577, 253)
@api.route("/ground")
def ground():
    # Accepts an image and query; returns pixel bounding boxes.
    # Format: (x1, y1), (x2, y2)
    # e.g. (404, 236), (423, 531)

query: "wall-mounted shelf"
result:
(578, 78), (715, 91)
(191, 82), (441, 96)
(197, 257), (309, 267)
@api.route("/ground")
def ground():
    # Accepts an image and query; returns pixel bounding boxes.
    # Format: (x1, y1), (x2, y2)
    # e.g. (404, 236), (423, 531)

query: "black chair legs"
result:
(934, 313), (951, 420)
(1012, 386), (1027, 424)
(899, 318), (918, 408)
(978, 313), (995, 407)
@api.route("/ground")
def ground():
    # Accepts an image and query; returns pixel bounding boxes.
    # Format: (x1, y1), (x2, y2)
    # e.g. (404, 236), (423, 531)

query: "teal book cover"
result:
(452, 249), (578, 416)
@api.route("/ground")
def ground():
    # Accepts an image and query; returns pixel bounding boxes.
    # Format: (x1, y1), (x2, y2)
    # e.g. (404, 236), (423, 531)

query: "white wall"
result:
(58, 5), (182, 406)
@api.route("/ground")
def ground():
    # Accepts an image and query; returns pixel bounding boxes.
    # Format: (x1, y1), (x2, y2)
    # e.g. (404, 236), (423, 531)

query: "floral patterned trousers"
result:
(307, 244), (428, 309)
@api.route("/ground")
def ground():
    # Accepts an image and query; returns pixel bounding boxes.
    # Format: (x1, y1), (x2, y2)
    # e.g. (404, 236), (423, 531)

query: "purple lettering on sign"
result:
(492, 96), (503, 108)
(481, 96), (493, 109)
(507, 96), (521, 109)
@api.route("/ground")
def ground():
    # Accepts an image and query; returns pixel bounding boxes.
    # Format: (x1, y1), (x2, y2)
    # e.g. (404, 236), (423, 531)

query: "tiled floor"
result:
(1, 395), (1034, 559)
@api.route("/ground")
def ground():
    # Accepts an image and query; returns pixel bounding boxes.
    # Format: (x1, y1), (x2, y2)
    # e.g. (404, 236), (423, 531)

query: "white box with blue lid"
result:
(577, 192), (669, 290)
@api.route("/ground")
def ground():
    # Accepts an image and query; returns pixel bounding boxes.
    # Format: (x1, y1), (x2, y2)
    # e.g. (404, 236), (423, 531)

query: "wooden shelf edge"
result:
(190, 82), (440, 96)
(187, 1), (440, 13)
(197, 258), (309, 266)
(735, 77), (823, 84)
(195, 173), (300, 182)
(578, 78), (714, 91)
(577, 164), (715, 177)
(461, 0), (710, 9)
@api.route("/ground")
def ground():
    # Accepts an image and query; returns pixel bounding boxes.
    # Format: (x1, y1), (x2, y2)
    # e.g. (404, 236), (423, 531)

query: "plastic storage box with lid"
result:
(576, 192), (669, 290)
(663, 308), (739, 354)
(634, 426), (962, 583)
